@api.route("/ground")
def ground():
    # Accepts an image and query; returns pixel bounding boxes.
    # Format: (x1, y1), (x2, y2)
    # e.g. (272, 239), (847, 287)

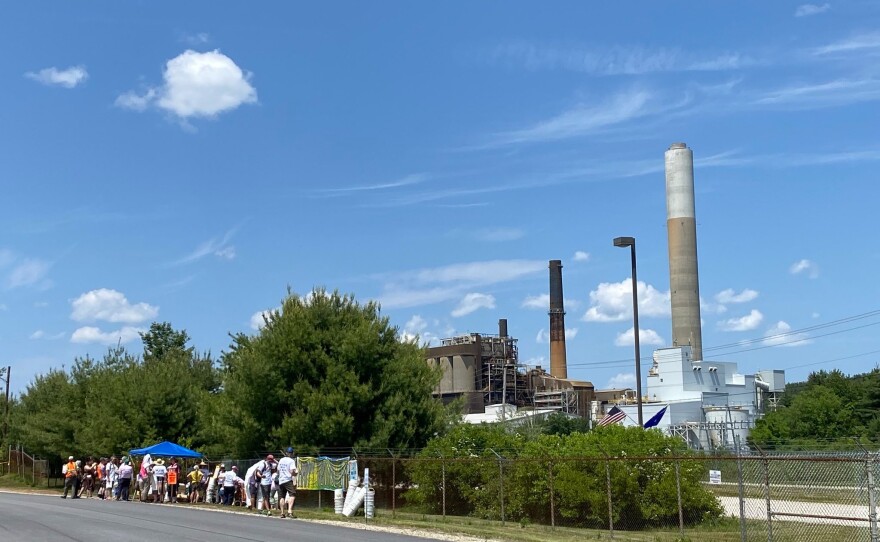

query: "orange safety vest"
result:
(97, 463), (105, 480)
(168, 465), (178, 485)
(65, 461), (77, 478)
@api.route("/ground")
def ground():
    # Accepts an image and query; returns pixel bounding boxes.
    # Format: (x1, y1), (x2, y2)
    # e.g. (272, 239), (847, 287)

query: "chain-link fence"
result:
(289, 450), (879, 542)
(2, 445), (49, 486)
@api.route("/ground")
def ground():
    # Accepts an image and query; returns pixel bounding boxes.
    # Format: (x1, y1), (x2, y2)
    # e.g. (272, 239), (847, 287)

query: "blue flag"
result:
(643, 405), (668, 429)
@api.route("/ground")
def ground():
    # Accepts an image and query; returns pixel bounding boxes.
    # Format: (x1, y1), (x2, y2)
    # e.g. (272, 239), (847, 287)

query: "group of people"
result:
(59, 448), (298, 519)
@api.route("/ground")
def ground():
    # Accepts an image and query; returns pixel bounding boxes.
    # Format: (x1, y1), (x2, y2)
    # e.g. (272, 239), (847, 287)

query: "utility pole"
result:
(2, 366), (9, 447)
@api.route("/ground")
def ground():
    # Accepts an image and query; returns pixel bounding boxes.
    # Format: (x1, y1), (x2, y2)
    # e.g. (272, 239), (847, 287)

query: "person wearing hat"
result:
(253, 454), (276, 515)
(61, 456), (78, 499)
(152, 458), (167, 503)
(187, 465), (203, 503)
(116, 458), (134, 501)
(276, 448), (298, 518)
(167, 458), (180, 504)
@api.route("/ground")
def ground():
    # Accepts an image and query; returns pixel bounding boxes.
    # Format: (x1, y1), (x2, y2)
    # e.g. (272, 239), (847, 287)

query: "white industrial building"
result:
(609, 346), (785, 450)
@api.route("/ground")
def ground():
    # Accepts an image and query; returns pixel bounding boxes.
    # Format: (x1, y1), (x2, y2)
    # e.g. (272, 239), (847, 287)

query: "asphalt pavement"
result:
(0, 492), (437, 542)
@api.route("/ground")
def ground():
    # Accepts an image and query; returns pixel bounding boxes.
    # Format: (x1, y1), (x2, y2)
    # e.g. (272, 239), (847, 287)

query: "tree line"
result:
(749, 367), (880, 449)
(4, 289), (447, 462)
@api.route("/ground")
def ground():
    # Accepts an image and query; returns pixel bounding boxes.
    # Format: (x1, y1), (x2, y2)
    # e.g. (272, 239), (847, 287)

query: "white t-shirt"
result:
(224, 471), (241, 487)
(277, 457), (297, 484)
(255, 460), (274, 486)
(152, 465), (167, 479)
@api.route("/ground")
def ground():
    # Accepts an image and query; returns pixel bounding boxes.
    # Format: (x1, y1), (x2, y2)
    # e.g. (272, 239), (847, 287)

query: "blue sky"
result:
(3, 1), (880, 394)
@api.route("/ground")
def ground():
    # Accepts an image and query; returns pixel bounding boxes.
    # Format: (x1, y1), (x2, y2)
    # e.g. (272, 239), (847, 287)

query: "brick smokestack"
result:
(548, 259), (568, 378)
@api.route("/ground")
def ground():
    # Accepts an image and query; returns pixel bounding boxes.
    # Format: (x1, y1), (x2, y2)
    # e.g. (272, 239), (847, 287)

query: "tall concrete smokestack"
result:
(548, 260), (568, 378)
(665, 142), (703, 361)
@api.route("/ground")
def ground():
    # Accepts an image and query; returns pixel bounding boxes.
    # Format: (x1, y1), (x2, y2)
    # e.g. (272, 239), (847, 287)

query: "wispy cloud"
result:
(536, 327), (578, 343)
(753, 78), (880, 108)
(606, 372), (636, 389)
(376, 259), (545, 310)
(451, 292), (496, 317)
(170, 227), (239, 266)
(25, 66), (88, 88)
(180, 32), (211, 45)
(790, 259), (820, 279)
(70, 326), (144, 345)
(573, 251), (590, 262)
(795, 3), (831, 17)
(762, 321), (813, 347)
(521, 293), (581, 310)
(812, 32), (880, 55)
(6, 259), (52, 290)
(482, 89), (674, 148)
(313, 173), (428, 197)
(490, 42), (755, 75)
(475, 227), (525, 242)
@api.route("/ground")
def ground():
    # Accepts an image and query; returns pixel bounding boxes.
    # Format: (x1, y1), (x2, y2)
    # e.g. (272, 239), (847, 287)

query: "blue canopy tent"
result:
(129, 441), (202, 458)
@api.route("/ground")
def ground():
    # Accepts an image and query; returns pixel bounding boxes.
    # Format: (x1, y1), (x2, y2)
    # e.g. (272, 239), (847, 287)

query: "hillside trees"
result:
(208, 289), (446, 456)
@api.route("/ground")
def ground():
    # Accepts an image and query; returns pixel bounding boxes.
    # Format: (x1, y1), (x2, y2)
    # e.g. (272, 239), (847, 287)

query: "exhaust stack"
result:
(548, 260), (568, 378)
(665, 142), (703, 361)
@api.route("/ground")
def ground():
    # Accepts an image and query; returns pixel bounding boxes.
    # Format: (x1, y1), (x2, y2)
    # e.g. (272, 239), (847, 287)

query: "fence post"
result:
(389, 450), (396, 519)
(867, 452), (878, 542)
(489, 449), (505, 525)
(548, 459), (555, 529)
(441, 454), (446, 519)
(674, 459), (684, 539)
(735, 435), (747, 542)
(755, 445), (773, 542)
(605, 459), (614, 539)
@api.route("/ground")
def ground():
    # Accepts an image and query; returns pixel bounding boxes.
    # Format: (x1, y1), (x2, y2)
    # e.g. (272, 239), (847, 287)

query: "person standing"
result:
(61, 456), (78, 499)
(96, 458), (106, 500)
(243, 463), (259, 509)
(187, 465), (203, 503)
(80, 458), (95, 498)
(276, 448), (298, 518)
(152, 458), (167, 504)
(117, 459), (133, 501)
(105, 456), (118, 501)
(139, 453), (154, 502)
(222, 466), (243, 505)
(253, 454), (276, 516)
(167, 458), (180, 504)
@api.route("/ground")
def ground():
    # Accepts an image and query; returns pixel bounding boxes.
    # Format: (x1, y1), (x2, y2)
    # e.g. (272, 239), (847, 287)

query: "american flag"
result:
(596, 405), (626, 426)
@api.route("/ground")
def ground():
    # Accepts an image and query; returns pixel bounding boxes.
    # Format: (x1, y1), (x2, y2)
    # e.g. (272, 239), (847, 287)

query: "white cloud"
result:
(606, 372), (636, 389)
(170, 228), (238, 265)
(7, 259), (51, 289)
(490, 42), (754, 75)
(30, 330), (64, 340)
(25, 66), (88, 88)
(795, 3), (831, 17)
(715, 288), (759, 304)
(475, 228), (525, 242)
(573, 251), (590, 262)
(754, 79), (880, 109)
(583, 279), (670, 322)
(29, 330), (44, 340)
(486, 89), (661, 146)
(521, 293), (581, 310)
(378, 259), (545, 310)
(117, 50), (257, 119)
(451, 293), (496, 317)
(718, 309), (764, 332)
(790, 259), (819, 279)
(181, 32), (210, 45)
(70, 289), (158, 324)
(614, 327), (664, 347)
(114, 88), (157, 112)
(250, 306), (280, 330)
(763, 321), (813, 347)
(812, 32), (880, 55)
(535, 327), (578, 343)
(70, 326), (143, 345)
(314, 174), (428, 196)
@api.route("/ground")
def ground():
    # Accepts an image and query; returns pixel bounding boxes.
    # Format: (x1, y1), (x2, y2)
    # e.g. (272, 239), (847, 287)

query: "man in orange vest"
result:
(61, 456), (79, 499)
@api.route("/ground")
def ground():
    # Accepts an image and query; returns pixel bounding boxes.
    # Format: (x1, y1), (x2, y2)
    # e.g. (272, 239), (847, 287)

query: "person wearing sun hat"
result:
(187, 464), (203, 503)
(152, 458), (167, 503)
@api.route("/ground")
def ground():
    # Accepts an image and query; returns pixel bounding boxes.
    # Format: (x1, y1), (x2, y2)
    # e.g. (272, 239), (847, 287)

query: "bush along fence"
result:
(336, 449), (878, 542)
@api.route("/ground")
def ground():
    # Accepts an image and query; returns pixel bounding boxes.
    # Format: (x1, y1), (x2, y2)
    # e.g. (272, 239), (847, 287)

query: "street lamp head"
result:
(613, 236), (635, 248)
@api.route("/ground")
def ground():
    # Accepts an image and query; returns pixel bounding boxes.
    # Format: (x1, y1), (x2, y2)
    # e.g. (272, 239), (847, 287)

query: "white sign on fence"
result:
(709, 469), (721, 484)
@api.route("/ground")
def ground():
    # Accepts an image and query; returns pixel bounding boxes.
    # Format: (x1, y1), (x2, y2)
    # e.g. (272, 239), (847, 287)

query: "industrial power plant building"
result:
(425, 142), (785, 447)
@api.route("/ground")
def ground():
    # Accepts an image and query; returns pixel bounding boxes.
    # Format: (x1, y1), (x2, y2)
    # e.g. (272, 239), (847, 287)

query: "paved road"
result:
(0, 492), (436, 542)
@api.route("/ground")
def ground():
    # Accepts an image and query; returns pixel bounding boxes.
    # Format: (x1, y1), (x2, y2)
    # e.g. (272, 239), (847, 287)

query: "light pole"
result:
(613, 237), (643, 426)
